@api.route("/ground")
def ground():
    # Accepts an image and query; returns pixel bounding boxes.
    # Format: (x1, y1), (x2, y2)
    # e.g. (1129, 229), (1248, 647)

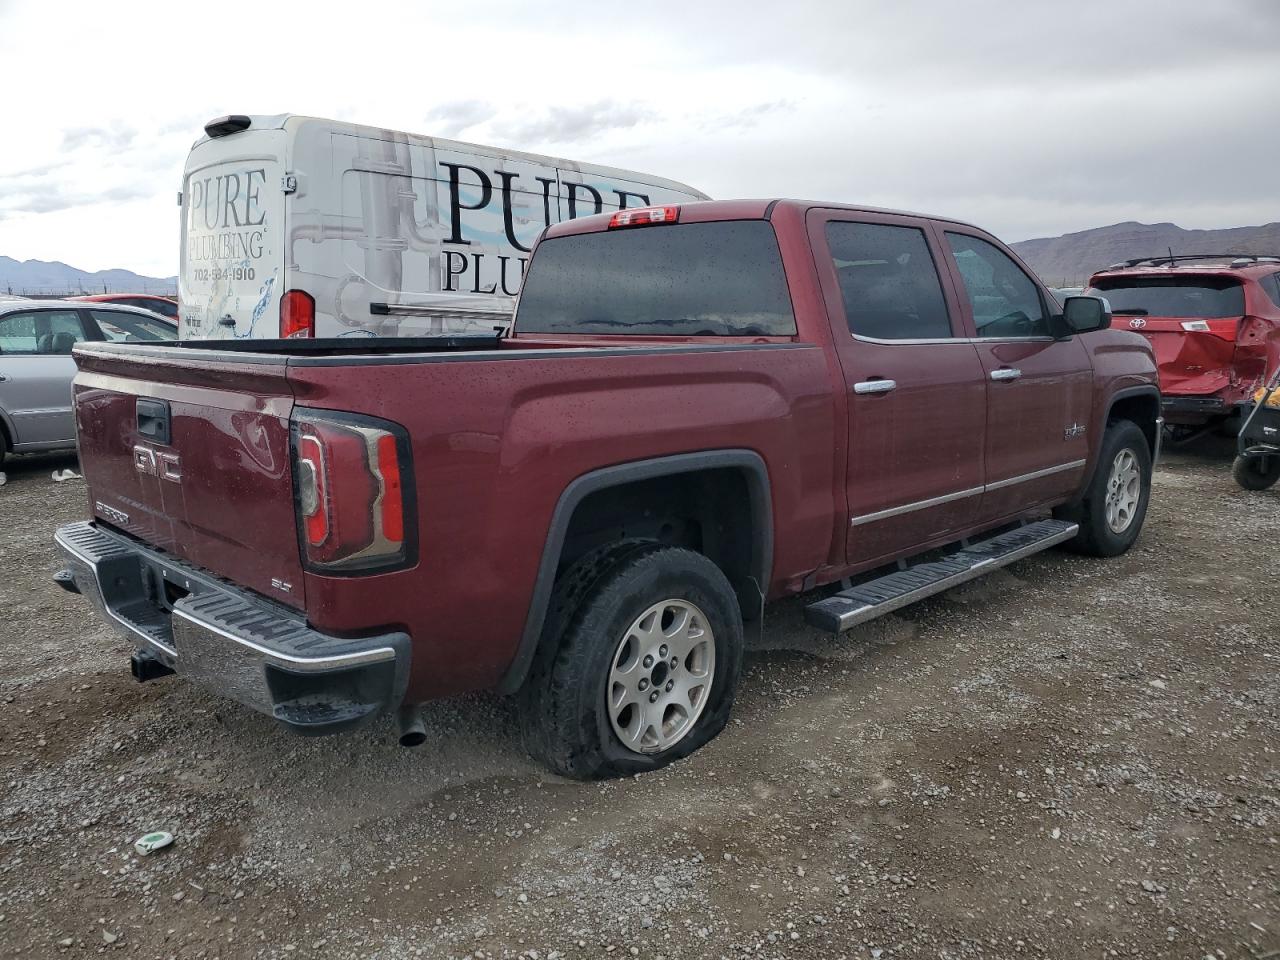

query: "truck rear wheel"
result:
(1232, 453), (1280, 490)
(520, 542), (743, 779)
(1055, 420), (1152, 557)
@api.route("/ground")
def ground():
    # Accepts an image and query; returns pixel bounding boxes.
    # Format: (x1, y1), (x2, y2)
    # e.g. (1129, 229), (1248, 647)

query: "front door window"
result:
(946, 233), (1050, 338)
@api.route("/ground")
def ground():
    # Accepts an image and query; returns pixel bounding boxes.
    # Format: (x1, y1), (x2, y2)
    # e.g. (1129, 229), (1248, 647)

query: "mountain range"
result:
(0, 257), (176, 296)
(1010, 221), (1280, 286)
(4, 219), (1279, 296)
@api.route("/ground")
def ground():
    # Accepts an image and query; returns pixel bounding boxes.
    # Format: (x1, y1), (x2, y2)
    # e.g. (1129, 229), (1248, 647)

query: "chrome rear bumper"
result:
(54, 521), (409, 734)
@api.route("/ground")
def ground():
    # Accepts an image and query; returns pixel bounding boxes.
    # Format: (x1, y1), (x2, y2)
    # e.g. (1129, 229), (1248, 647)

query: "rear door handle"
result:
(854, 379), (897, 395)
(990, 367), (1022, 382)
(0, 374), (7, 383)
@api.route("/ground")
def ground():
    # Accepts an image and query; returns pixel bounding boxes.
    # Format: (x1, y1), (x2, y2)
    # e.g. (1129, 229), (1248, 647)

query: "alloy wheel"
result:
(1104, 448), (1141, 533)
(606, 599), (716, 754)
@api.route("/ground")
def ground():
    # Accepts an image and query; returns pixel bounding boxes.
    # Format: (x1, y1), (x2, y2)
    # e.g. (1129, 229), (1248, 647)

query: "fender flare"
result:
(497, 449), (773, 695)
(1081, 385), (1162, 491)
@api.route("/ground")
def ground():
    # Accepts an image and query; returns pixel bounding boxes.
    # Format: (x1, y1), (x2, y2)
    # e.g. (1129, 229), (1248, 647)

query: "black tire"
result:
(1233, 453), (1280, 491)
(1054, 419), (1152, 557)
(520, 542), (744, 780)
(0, 426), (9, 464)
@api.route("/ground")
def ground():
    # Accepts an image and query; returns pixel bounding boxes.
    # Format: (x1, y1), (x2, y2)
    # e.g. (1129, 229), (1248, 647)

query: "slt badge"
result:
(1064, 422), (1086, 440)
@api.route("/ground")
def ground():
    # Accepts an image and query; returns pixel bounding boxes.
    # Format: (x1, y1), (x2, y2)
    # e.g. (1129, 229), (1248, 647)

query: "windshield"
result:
(1087, 276), (1244, 318)
(515, 220), (796, 336)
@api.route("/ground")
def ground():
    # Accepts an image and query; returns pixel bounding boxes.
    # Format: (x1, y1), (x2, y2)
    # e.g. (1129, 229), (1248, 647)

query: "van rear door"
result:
(180, 132), (286, 340)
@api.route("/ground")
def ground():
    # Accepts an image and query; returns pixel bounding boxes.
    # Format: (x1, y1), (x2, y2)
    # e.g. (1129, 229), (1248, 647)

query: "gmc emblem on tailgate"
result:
(134, 445), (182, 483)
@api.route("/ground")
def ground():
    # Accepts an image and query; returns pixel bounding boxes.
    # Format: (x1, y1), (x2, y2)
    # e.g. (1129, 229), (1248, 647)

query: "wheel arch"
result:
(497, 449), (773, 695)
(1106, 387), (1162, 454)
(1080, 386), (1161, 492)
(0, 408), (14, 457)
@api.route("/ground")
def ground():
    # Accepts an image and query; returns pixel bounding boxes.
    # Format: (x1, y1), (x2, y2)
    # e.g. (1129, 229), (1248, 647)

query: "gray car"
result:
(0, 299), (177, 460)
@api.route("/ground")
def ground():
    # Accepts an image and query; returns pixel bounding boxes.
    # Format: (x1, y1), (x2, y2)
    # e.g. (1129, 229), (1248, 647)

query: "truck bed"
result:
(70, 336), (837, 700)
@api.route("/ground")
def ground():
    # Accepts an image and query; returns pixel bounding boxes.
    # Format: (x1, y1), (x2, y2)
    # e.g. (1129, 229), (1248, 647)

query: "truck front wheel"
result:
(1055, 419), (1152, 557)
(520, 543), (744, 779)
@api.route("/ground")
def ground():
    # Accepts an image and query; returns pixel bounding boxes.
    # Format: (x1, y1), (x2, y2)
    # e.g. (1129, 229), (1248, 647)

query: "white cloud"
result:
(0, 0), (1276, 277)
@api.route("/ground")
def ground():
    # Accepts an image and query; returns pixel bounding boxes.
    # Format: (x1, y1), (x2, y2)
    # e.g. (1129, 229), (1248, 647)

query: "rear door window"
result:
(946, 233), (1050, 337)
(89, 309), (178, 342)
(516, 220), (797, 336)
(0, 310), (87, 354)
(1086, 277), (1245, 318)
(825, 221), (953, 340)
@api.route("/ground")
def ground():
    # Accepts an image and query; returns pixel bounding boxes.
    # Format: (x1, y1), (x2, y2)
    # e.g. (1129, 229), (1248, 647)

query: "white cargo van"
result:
(178, 114), (709, 339)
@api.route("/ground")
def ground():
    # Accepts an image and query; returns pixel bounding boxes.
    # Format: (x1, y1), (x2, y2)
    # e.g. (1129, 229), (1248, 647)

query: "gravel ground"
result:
(1, 442), (1277, 959)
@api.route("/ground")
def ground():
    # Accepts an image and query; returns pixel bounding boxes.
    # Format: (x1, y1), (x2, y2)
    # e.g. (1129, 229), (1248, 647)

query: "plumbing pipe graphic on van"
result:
(179, 114), (709, 340)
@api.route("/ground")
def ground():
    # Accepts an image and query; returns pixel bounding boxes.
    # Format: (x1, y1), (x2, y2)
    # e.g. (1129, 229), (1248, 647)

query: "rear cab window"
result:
(1086, 276), (1245, 318)
(514, 220), (796, 337)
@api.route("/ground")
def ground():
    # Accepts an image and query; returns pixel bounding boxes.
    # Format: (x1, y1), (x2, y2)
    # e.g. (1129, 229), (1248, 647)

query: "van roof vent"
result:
(204, 115), (252, 138)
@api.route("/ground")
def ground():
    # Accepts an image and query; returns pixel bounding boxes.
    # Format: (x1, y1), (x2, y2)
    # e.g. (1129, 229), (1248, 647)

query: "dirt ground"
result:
(1, 442), (1277, 960)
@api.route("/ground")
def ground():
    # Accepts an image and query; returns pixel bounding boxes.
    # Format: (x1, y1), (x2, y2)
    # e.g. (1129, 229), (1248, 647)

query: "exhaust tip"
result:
(397, 706), (427, 748)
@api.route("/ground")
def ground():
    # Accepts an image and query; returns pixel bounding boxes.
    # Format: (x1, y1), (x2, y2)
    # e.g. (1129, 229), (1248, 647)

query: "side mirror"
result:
(1062, 295), (1111, 334)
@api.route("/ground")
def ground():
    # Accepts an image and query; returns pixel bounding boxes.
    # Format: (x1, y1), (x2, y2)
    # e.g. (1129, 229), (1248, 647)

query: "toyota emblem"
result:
(1129, 317), (1147, 329)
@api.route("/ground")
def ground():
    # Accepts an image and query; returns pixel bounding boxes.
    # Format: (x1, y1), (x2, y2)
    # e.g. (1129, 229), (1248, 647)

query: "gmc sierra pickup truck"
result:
(55, 199), (1160, 779)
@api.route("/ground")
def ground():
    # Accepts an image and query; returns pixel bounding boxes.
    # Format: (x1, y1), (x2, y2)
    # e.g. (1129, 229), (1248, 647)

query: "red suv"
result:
(1087, 255), (1280, 434)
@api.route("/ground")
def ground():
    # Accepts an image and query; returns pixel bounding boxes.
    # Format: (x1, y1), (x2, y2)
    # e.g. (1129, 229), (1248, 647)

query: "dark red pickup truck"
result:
(56, 199), (1160, 778)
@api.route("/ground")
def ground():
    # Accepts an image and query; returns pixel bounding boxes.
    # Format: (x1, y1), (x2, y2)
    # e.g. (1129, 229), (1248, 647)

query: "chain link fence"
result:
(4, 282), (178, 299)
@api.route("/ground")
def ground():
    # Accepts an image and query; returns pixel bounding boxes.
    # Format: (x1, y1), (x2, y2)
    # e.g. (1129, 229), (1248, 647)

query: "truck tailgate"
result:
(72, 342), (304, 609)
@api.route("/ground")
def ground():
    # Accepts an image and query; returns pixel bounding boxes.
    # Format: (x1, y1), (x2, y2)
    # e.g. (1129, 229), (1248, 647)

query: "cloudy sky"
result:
(1, 0), (1277, 278)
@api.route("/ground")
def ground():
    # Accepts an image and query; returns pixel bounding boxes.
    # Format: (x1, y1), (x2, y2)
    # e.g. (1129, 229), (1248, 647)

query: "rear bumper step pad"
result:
(805, 519), (1079, 633)
(54, 521), (410, 735)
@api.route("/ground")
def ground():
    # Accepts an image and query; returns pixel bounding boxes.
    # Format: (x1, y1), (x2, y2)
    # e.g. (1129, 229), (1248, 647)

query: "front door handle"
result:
(854, 379), (897, 395)
(990, 367), (1022, 382)
(0, 374), (7, 383)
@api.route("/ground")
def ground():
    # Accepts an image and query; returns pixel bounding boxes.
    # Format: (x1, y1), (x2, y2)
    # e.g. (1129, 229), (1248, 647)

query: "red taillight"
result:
(280, 289), (315, 339)
(292, 411), (414, 573)
(376, 433), (404, 544)
(608, 205), (679, 229)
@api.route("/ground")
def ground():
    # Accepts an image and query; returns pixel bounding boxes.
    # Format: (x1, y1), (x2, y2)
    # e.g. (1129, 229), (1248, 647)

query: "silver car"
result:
(0, 299), (176, 460)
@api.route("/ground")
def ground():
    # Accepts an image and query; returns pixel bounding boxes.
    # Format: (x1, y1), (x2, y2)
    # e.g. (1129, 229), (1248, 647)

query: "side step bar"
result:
(804, 519), (1079, 633)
